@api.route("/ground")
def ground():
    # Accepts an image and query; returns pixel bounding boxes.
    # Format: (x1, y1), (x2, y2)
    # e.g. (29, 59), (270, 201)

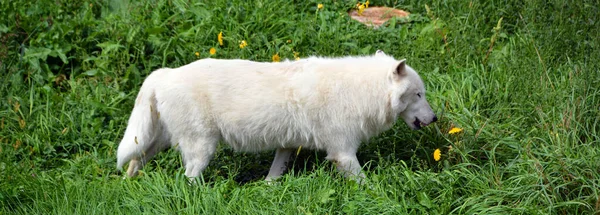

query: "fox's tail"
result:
(116, 84), (160, 171)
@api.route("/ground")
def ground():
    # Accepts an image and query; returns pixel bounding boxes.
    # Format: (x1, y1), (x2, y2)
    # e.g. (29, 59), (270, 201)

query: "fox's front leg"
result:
(326, 152), (365, 182)
(265, 148), (294, 182)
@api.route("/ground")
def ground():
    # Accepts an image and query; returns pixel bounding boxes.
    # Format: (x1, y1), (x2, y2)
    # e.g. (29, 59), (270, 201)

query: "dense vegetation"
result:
(1, 0), (598, 214)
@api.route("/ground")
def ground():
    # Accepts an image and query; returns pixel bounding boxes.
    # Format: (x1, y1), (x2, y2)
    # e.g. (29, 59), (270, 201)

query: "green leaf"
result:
(0, 24), (9, 33)
(23, 47), (52, 61)
(146, 27), (167, 34)
(84, 69), (98, 76)
(360, 45), (372, 55)
(97, 42), (124, 54)
(319, 189), (335, 204)
(418, 192), (433, 209)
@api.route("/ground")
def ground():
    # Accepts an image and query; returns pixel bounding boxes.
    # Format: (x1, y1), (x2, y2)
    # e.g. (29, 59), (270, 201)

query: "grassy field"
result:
(1, 0), (599, 214)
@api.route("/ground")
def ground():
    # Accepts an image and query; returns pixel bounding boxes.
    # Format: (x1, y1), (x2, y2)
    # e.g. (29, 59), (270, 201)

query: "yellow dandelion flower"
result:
(272, 53), (280, 62)
(239, 40), (248, 49)
(449, 127), (463, 134)
(317, 3), (324, 10)
(293, 51), (300, 60)
(365, 0), (369, 8)
(358, 4), (365, 16)
(433, 148), (441, 161)
(195, 52), (200, 57)
(218, 32), (224, 46)
(209, 48), (216, 55)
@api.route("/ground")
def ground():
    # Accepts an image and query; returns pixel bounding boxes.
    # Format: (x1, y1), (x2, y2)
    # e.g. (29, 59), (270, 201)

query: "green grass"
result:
(1, 0), (599, 214)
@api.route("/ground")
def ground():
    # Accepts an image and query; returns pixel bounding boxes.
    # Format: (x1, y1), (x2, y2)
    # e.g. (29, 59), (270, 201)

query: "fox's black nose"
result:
(432, 115), (438, 123)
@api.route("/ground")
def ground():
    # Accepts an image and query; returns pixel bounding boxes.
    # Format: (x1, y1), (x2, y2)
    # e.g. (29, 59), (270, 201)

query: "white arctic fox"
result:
(116, 50), (437, 181)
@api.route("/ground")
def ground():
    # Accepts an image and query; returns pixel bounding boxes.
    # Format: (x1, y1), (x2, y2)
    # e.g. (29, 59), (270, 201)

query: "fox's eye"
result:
(417, 93), (422, 98)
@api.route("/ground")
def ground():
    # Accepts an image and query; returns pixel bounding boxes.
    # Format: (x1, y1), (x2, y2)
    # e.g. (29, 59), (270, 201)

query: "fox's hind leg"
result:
(178, 135), (219, 179)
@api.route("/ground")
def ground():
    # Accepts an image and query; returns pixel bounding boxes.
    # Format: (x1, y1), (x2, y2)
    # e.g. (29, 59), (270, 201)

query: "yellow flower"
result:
(358, 4), (365, 16)
(448, 127), (463, 134)
(365, 0), (369, 8)
(317, 3), (323, 10)
(218, 32), (224, 46)
(433, 148), (441, 161)
(239, 40), (248, 49)
(293, 51), (300, 60)
(195, 52), (200, 57)
(209, 48), (216, 55)
(272, 53), (280, 62)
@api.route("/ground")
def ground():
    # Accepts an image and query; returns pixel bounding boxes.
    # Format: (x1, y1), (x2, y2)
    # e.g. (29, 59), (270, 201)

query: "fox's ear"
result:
(393, 59), (407, 79)
(375, 50), (386, 56)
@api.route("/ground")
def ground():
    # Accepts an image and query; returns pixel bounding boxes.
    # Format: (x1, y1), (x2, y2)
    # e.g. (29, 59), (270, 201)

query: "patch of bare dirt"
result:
(349, 7), (410, 28)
